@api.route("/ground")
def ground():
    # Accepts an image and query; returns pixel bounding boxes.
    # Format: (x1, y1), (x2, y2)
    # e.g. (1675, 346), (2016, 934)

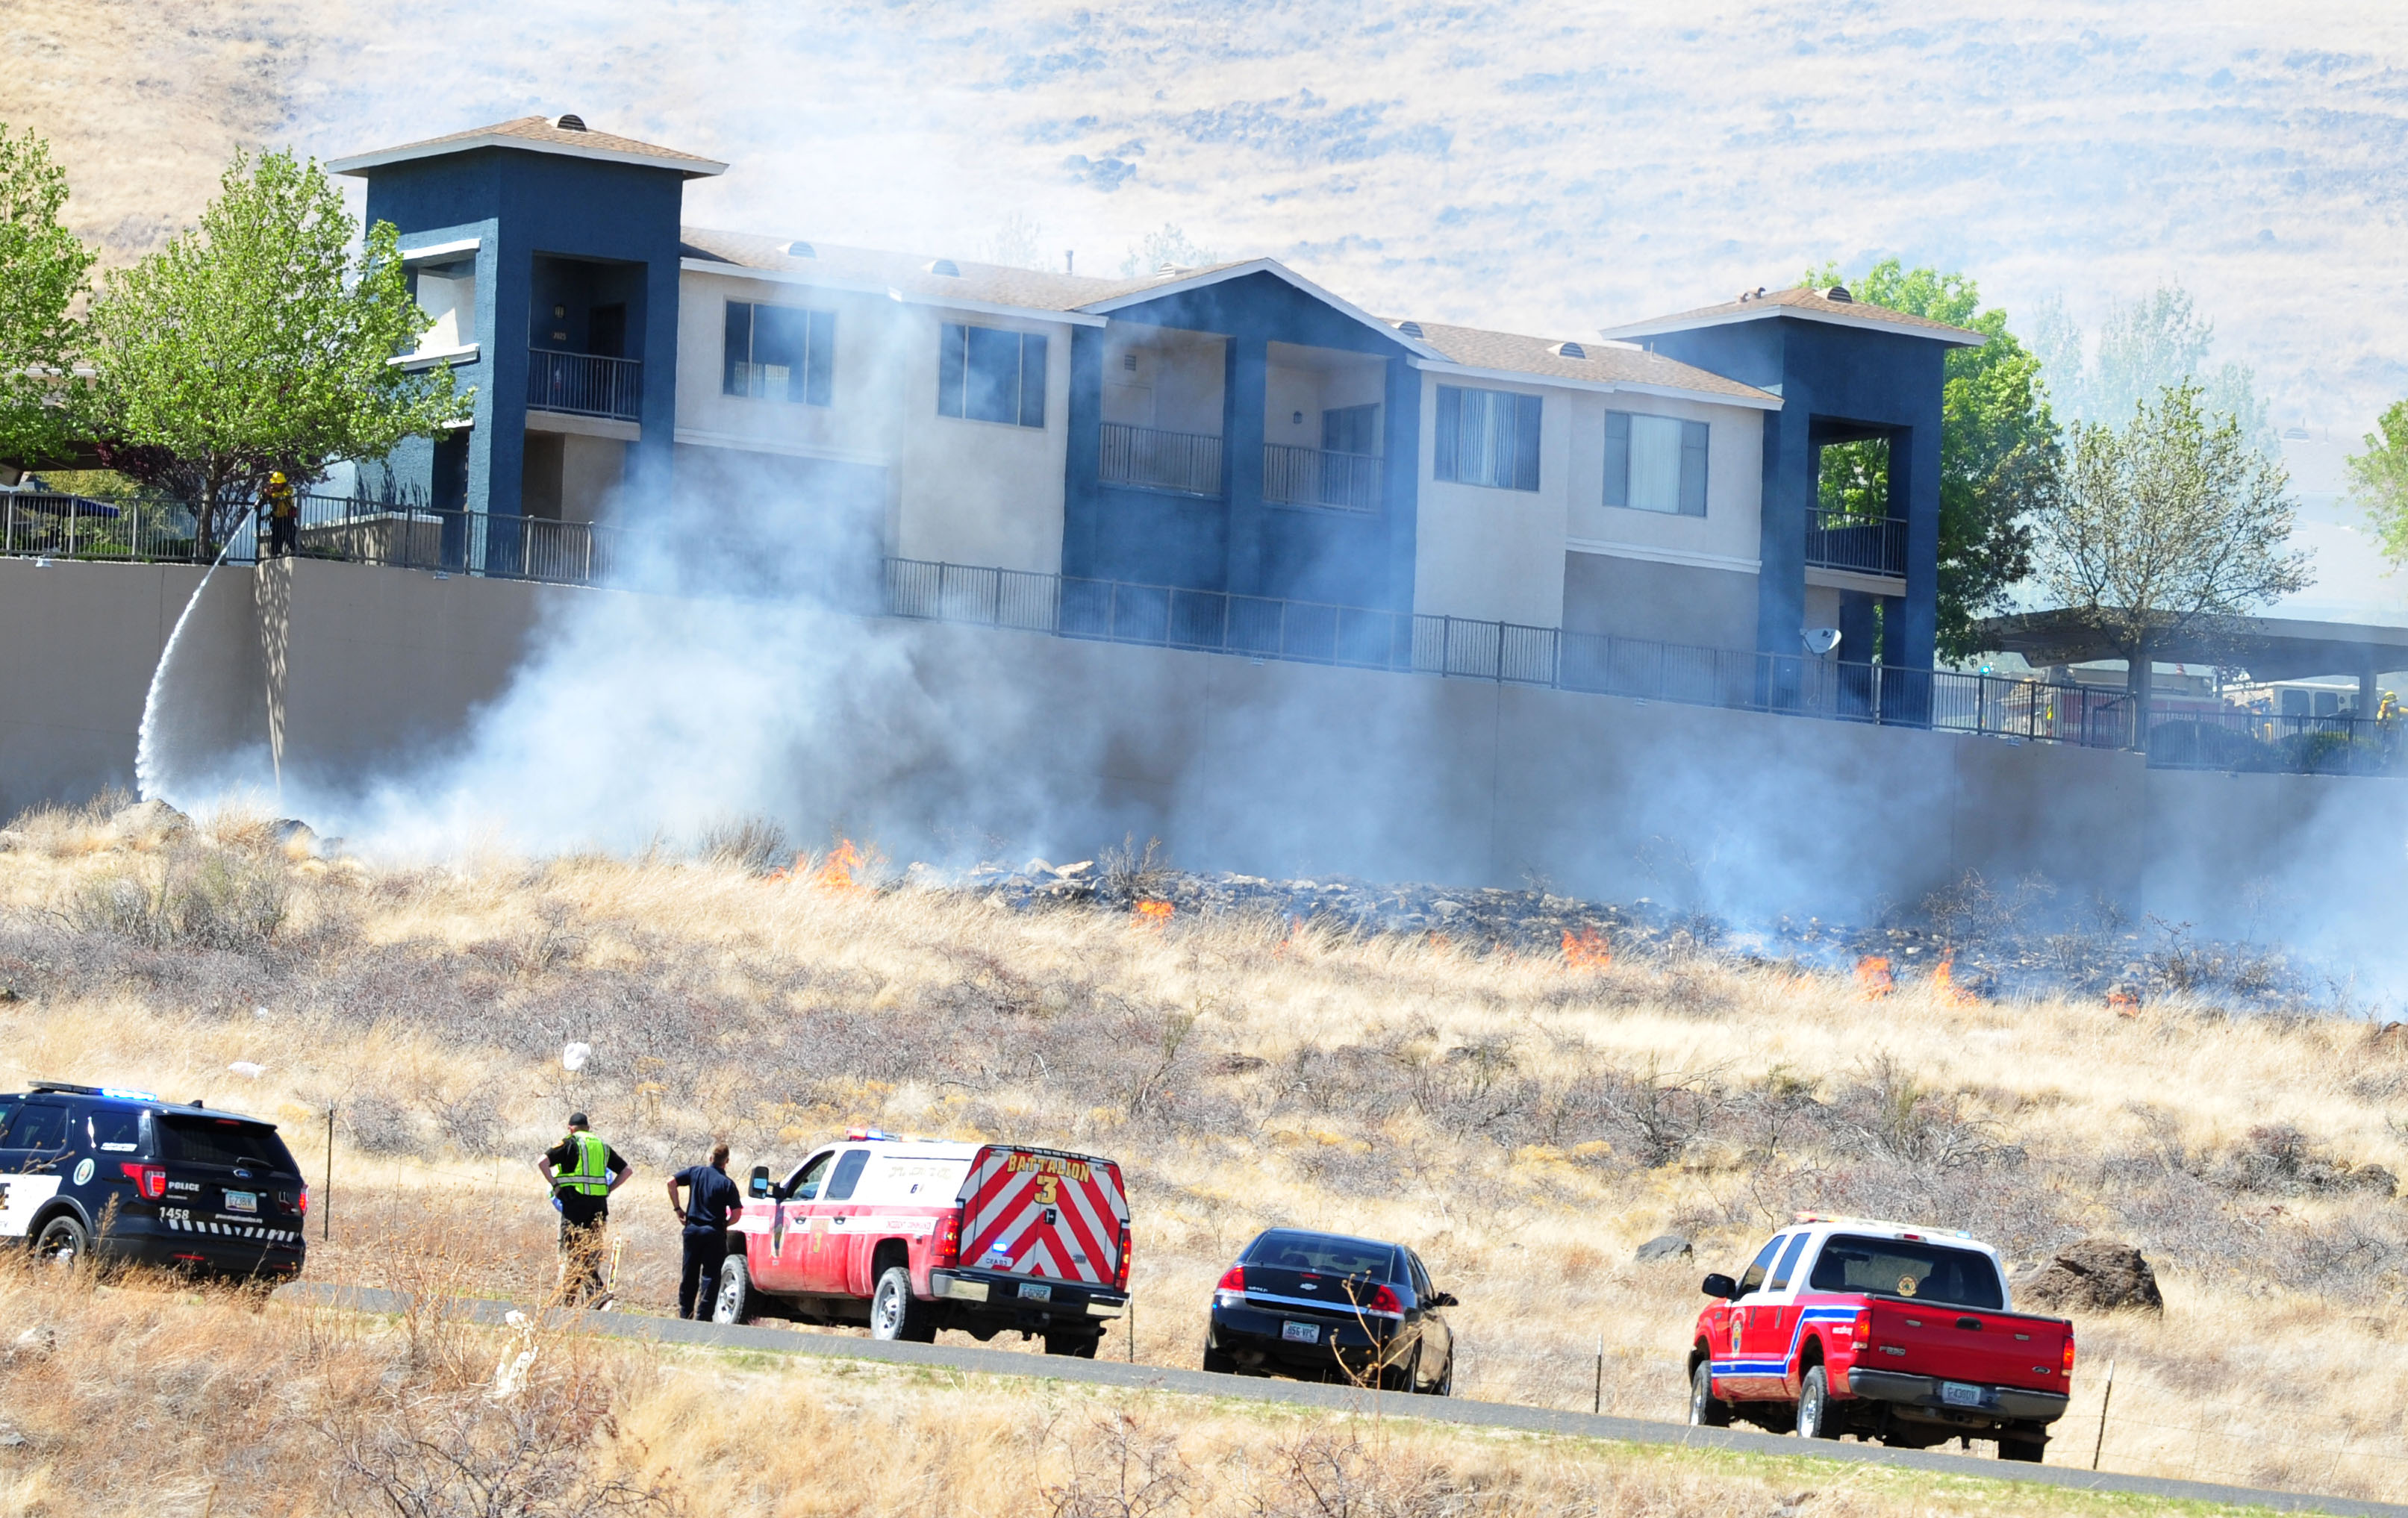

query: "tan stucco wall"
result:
(8, 557), (2396, 951)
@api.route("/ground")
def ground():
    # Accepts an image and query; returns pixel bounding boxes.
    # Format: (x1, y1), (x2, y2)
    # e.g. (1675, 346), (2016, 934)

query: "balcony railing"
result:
(527, 349), (641, 422)
(1099, 422), (1223, 497)
(1804, 508), (1907, 578)
(1264, 443), (1382, 511)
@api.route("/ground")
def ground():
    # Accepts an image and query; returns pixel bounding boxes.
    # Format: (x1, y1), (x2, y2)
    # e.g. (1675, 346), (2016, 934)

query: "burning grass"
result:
(0, 796), (2406, 1505)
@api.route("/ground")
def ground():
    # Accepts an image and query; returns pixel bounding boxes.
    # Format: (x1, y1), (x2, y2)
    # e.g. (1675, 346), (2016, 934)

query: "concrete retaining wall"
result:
(4, 556), (2398, 943)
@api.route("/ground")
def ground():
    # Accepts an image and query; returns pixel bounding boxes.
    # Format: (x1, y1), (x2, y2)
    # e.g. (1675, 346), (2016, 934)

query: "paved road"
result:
(281, 1283), (2401, 1517)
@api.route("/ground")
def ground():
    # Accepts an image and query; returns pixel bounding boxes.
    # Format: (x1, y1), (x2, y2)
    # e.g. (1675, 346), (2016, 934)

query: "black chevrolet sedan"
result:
(1202, 1228), (1455, 1393)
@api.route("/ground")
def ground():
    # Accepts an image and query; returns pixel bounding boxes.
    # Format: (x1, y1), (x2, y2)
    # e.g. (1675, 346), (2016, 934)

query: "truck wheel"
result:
(1999, 1436), (2046, 1463)
(1043, 1328), (1099, 1358)
(1797, 1367), (1843, 1440)
(1689, 1360), (1732, 1428)
(870, 1266), (936, 1343)
(1202, 1335), (1238, 1374)
(32, 1215), (90, 1272)
(712, 1255), (755, 1325)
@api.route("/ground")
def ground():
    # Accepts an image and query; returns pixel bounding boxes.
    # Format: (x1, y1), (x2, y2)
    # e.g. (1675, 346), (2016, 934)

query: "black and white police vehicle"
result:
(0, 1081), (308, 1281)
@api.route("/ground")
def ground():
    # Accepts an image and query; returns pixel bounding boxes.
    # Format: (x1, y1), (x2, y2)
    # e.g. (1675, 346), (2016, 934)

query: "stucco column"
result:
(1381, 356), (1420, 616)
(1755, 402), (1813, 702)
(1224, 334), (1268, 596)
(1894, 417), (1941, 674)
(1062, 327), (1105, 580)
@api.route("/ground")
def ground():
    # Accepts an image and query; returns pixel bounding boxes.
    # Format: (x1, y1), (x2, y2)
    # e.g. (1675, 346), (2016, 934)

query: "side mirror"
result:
(748, 1165), (772, 1199)
(1702, 1272), (1738, 1300)
(1427, 1291), (1458, 1308)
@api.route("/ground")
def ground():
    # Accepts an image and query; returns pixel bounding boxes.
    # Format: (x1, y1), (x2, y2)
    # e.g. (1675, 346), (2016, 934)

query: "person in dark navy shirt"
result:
(666, 1141), (742, 1319)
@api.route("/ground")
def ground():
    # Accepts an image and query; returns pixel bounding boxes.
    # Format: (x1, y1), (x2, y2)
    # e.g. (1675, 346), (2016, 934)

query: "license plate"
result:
(1282, 1320), (1320, 1343)
(1941, 1381), (1983, 1407)
(1017, 1281), (1052, 1302)
(224, 1190), (258, 1214)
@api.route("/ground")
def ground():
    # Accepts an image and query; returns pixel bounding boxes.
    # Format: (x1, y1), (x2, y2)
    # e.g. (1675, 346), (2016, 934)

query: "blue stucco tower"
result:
(330, 115), (725, 549)
(1603, 287), (1983, 676)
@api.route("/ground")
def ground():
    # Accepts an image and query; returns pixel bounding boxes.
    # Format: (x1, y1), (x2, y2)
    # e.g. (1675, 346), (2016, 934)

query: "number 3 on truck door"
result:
(1032, 1174), (1058, 1207)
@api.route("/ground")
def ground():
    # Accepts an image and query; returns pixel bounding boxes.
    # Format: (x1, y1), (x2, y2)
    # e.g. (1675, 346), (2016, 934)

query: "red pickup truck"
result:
(713, 1131), (1130, 1356)
(1688, 1216), (2074, 1461)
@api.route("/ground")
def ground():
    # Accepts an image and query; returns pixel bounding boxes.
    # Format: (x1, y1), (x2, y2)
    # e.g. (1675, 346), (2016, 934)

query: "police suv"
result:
(0, 1081), (309, 1281)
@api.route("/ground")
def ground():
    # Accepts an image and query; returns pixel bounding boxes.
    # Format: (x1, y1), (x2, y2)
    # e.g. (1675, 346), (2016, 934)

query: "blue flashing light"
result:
(100, 1087), (160, 1102)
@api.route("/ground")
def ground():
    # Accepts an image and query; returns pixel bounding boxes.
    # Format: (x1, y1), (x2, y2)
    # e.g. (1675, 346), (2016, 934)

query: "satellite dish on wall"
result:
(1803, 628), (1841, 656)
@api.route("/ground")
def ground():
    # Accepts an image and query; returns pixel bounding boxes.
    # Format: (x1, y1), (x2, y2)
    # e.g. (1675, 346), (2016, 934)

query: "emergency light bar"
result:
(1791, 1213), (1974, 1239)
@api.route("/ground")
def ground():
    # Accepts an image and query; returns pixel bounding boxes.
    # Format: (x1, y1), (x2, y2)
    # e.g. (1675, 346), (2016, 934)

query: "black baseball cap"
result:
(567, 1112), (589, 1128)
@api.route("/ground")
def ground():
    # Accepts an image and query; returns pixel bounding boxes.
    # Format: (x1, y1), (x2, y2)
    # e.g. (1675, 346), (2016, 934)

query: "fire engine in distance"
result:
(1689, 1216), (2075, 1461)
(715, 1131), (1129, 1355)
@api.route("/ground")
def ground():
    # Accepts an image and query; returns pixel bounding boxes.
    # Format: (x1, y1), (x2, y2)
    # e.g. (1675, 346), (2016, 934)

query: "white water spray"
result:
(134, 507), (257, 803)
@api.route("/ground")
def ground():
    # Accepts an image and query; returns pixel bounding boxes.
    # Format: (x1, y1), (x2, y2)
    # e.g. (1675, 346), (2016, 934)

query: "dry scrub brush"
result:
(2, 805), (2407, 1497)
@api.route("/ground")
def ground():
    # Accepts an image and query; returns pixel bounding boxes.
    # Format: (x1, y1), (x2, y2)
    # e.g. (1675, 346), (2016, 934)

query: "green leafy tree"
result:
(82, 149), (465, 554)
(2347, 399), (2408, 567)
(0, 123), (96, 470)
(2027, 284), (2276, 456)
(2036, 381), (2311, 742)
(1806, 260), (2059, 660)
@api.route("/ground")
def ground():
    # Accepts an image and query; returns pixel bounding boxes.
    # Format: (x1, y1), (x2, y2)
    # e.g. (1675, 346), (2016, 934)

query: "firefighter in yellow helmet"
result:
(534, 1113), (632, 1306)
(263, 471), (298, 558)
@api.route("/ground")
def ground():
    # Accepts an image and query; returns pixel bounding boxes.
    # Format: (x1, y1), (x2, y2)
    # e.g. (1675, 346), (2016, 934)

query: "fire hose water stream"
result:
(134, 505), (258, 805)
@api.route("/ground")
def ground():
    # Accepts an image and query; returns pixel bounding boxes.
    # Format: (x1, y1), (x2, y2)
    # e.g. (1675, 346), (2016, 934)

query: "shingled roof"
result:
(1599, 285), (1987, 347)
(330, 116), (727, 178)
(1407, 322), (1780, 406)
(683, 229), (1777, 407)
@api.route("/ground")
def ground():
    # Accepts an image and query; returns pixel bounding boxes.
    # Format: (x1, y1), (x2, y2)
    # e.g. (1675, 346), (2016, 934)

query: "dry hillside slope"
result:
(0, 795), (2404, 1508)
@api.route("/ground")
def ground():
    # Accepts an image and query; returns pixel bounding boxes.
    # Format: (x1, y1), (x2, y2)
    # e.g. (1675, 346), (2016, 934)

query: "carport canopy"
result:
(1978, 609), (2408, 688)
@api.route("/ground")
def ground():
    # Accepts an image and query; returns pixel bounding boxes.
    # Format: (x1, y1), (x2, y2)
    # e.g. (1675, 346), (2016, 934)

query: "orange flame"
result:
(1856, 956), (1894, 999)
(2107, 988), (2140, 1015)
(1562, 928), (1612, 969)
(813, 840), (865, 894)
(1933, 955), (1977, 1007)
(1135, 899), (1174, 928)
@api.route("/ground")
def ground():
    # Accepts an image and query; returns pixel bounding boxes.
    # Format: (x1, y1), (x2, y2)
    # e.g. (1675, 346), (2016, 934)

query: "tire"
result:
(32, 1214), (89, 1272)
(2000, 1437), (2046, 1464)
(1797, 1366), (1842, 1440)
(869, 1265), (936, 1343)
(1044, 1328), (1099, 1358)
(1689, 1358), (1732, 1428)
(1425, 1352), (1453, 1397)
(1202, 1335), (1238, 1374)
(712, 1253), (754, 1325)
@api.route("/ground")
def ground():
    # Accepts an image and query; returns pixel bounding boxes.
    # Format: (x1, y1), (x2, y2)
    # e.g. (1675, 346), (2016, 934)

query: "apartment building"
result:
(334, 115), (1979, 669)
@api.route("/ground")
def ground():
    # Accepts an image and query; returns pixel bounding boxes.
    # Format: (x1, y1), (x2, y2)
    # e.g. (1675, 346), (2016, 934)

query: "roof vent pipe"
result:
(1821, 284), (1852, 302)
(555, 114), (587, 132)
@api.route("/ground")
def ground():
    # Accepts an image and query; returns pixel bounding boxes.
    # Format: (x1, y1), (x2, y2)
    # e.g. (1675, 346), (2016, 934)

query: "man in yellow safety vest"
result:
(534, 1113), (631, 1306)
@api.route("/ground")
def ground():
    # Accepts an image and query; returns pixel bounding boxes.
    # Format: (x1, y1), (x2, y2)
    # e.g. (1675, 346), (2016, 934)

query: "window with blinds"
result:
(938, 323), (1048, 428)
(723, 301), (836, 406)
(1603, 411), (1709, 515)
(1434, 385), (1541, 491)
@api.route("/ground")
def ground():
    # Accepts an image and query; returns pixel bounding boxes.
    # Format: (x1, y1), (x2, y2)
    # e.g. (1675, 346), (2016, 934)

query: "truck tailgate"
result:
(1868, 1300), (2071, 1392)
(958, 1146), (1128, 1288)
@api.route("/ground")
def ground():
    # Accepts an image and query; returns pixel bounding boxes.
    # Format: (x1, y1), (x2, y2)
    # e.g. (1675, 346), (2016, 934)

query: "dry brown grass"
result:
(1, 803), (2405, 1505)
(0, 1258), (2330, 1518)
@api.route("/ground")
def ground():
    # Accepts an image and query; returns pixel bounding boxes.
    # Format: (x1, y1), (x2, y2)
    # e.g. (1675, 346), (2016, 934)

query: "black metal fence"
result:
(1098, 422), (1223, 496)
(10, 506), (2397, 776)
(1804, 507), (1907, 578)
(526, 349), (642, 422)
(1263, 443), (1382, 511)
(879, 556), (2173, 751)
